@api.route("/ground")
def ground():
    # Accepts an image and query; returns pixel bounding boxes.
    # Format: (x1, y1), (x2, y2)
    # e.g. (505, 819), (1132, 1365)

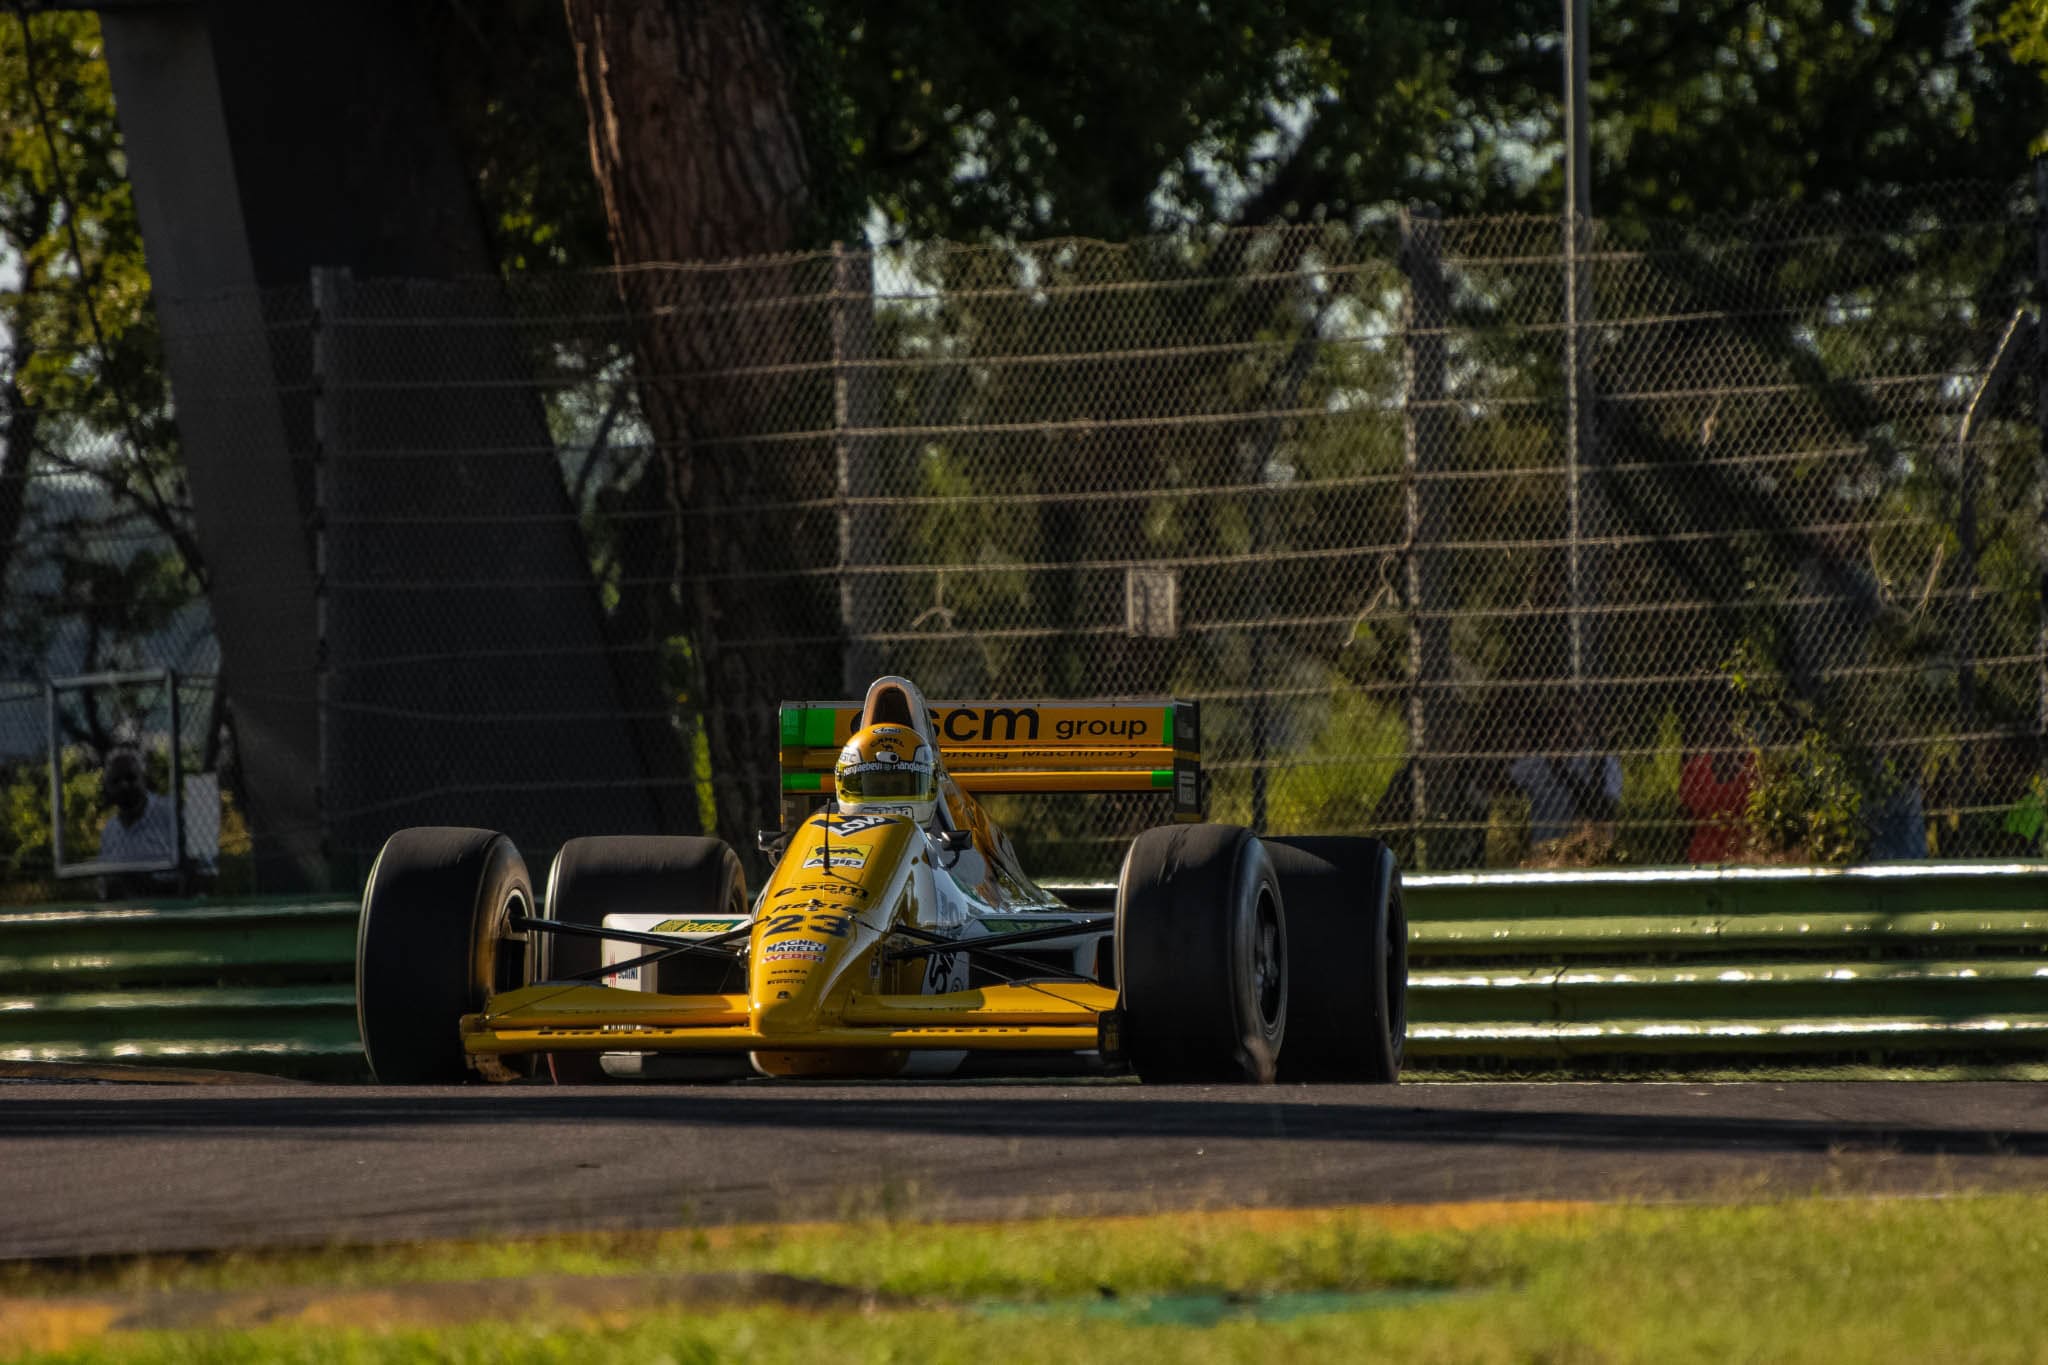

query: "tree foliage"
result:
(413, 1), (2046, 262)
(0, 13), (201, 688)
(1984, 0), (2048, 151)
(2, 3), (2043, 876)
(814, 0), (2043, 239)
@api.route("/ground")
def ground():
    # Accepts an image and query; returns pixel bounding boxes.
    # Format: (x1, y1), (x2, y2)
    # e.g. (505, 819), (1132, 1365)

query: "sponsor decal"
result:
(935, 705), (1040, 743)
(650, 917), (746, 934)
(927, 705), (1156, 745)
(775, 881), (871, 900)
(1096, 1009), (1126, 1062)
(837, 730), (933, 775)
(923, 950), (967, 994)
(950, 748), (1159, 767)
(810, 812), (896, 835)
(763, 938), (829, 962)
(1053, 715), (1151, 742)
(839, 759), (930, 776)
(761, 910), (854, 938)
(803, 844), (869, 870)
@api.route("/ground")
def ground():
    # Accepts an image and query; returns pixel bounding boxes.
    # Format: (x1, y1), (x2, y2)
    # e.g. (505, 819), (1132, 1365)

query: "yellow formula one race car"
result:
(355, 676), (1406, 1085)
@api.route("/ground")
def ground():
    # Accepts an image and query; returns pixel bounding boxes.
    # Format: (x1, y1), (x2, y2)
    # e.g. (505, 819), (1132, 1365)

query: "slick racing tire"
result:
(1116, 823), (1286, 1084)
(541, 835), (749, 1083)
(356, 827), (536, 1085)
(1264, 836), (1406, 1083)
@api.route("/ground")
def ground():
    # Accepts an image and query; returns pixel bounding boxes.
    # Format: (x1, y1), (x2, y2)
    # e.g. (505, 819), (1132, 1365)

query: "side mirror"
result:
(757, 828), (785, 855)
(941, 829), (975, 853)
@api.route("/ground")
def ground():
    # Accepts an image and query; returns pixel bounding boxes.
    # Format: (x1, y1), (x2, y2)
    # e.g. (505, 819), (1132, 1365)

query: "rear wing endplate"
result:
(777, 699), (1201, 824)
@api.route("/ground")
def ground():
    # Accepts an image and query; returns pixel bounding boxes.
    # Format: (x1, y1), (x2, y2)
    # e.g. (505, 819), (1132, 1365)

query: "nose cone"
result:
(751, 932), (841, 1034)
(750, 815), (918, 1033)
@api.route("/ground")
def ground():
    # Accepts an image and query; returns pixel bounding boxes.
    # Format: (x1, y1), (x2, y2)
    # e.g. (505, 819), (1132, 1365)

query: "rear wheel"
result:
(1265, 836), (1406, 1083)
(1115, 824), (1286, 1084)
(356, 827), (535, 1084)
(541, 835), (749, 1082)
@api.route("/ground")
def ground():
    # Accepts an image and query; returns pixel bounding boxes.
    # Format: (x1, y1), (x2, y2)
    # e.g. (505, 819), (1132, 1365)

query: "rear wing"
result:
(777, 699), (1202, 824)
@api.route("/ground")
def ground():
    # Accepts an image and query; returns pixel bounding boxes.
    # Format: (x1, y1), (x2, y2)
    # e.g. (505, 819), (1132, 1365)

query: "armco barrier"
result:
(1399, 863), (2048, 1062)
(0, 899), (362, 1076)
(2, 862), (2045, 1076)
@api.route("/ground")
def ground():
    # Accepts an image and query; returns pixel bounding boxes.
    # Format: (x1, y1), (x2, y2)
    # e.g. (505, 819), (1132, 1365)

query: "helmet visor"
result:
(839, 765), (933, 803)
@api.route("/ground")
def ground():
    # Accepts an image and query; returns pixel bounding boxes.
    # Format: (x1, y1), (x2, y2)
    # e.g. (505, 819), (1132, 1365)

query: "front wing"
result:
(460, 980), (1120, 1056)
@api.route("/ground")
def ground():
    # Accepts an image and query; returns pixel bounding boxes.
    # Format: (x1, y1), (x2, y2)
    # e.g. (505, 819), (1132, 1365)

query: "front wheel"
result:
(541, 835), (749, 1082)
(1264, 836), (1405, 1083)
(1115, 824), (1286, 1083)
(356, 827), (535, 1084)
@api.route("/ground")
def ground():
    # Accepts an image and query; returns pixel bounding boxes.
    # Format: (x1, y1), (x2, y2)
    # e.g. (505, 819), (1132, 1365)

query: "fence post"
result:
(1956, 308), (2027, 795)
(1401, 206), (1452, 867)
(2036, 157), (2048, 802)
(309, 266), (339, 875)
(833, 243), (881, 695)
(1563, 0), (1593, 694)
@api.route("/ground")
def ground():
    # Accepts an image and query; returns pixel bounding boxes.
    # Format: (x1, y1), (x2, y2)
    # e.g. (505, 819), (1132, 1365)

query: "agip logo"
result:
(803, 844), (869, 870)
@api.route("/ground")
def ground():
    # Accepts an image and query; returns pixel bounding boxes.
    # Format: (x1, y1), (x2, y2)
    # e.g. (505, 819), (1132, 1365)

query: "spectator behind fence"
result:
(1508, 703), (1621, 847)
(1680, 749), (1755, 864)
(97, 745), (180, 900)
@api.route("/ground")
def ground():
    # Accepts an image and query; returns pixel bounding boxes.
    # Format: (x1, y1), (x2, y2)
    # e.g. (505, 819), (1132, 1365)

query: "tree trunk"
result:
(564, 0), (835, 859)
(0, 370), (36, 620)
(107, 1), (678, 885)
(0, 248), (43, 625)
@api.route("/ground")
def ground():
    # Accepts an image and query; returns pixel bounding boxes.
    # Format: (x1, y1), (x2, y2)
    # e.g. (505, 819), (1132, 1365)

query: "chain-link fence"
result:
(3, 181), (2043, 887)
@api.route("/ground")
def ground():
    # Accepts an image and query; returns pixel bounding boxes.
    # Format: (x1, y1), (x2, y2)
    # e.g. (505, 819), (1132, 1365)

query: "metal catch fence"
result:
(2, 181), (2043, 886)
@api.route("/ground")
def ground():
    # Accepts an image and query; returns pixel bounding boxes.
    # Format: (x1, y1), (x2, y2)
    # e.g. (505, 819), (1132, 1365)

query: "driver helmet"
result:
(834, 724), (937, 824)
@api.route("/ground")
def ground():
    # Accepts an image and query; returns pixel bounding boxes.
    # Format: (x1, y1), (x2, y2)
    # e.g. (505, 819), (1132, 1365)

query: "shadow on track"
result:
(4, 1088), (2044, 1161)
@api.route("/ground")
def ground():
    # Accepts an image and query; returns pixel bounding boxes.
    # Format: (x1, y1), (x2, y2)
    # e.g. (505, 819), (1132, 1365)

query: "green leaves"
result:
(1, 10), (198, 682)
(1981, 0), (2048, 153)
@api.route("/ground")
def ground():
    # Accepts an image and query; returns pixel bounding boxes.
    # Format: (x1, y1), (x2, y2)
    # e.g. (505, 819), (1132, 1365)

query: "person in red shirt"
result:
(1680, 748), (1754, 864)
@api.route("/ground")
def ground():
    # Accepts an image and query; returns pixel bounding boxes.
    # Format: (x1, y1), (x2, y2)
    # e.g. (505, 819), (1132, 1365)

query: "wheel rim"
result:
(484, 887), (532, 1001)
(1385, 888), (1407, 1054)
(1251, 888), (1283, 1031)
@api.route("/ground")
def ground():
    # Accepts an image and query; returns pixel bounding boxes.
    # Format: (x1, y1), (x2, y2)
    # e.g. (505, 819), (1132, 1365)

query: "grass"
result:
(5, 1193), (2048, 1361)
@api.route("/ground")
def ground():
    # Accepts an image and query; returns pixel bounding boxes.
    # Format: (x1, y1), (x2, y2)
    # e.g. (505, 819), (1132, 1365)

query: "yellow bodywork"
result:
(460, 809), (1115, 1072)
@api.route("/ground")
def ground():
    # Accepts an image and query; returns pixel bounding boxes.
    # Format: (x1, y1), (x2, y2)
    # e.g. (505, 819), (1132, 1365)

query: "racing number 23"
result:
(764, 912), (852, 938)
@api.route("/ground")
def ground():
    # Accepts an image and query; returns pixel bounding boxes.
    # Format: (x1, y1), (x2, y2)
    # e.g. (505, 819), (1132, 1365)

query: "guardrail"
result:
(0, 899), (362, 1077)
(3, 861), (2044, 1077)
(1401, 863), (2048, 1063)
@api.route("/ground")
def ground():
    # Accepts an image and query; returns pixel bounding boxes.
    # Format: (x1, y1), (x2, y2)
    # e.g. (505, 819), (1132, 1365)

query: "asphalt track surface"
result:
(4, 1080), (2048, 1261)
